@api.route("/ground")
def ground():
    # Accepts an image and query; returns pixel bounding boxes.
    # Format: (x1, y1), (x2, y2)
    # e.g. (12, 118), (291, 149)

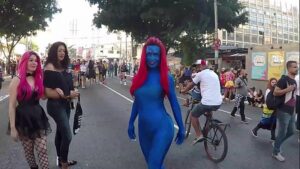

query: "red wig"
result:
(130, 37), (169, 96)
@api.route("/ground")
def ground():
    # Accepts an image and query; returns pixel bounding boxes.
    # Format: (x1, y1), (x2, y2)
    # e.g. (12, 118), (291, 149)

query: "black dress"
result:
(15, 91), (51, 140)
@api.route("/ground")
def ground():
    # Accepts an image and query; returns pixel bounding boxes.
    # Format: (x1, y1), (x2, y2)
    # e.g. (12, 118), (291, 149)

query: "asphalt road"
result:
(0, 76), (299, 169)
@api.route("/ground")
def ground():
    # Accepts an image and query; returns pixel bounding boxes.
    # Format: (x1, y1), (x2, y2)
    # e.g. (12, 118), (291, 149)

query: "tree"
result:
(88, 0), (248, 65)
(0, 0), (60, 73)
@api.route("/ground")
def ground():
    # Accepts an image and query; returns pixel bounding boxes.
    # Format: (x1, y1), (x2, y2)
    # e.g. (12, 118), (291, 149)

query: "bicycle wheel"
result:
(184, 109), (192, 138)
(203, 125), (228, 163)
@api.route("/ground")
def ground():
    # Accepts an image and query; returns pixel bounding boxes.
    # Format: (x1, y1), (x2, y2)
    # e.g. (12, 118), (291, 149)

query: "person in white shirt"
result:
(80, 60), (87, 88)
(181, 60), (222, 144)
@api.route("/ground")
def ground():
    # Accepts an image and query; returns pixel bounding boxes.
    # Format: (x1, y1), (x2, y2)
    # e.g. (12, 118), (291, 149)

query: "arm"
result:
(128, 99), (138, 125)
(180, 81), (195, 93)
(273, 77), (296, 96)
(128, 99), (138, 140)
(44, 63), (61, 99)
(273, 85), (295, 96)
(167, 75), (185, 144)
(8, 77), (19, 140)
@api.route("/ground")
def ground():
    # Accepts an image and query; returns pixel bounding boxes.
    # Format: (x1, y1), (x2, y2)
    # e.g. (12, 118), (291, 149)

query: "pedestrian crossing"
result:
(0, 94), (9, 102)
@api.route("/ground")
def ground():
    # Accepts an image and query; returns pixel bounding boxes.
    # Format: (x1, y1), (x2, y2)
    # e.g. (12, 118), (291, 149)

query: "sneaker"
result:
(230, 114), (236, 118)
(251, 129), (258, 137)
(192, 136), (205, 145)
(241, 120), (249, 124)
(124, 82), (127, 85)
(272, 153), (285, 162)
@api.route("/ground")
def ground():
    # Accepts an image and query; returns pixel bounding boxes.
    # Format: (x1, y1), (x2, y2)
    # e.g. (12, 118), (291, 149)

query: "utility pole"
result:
(214, 0), (219, 70)
(125, 33), (128, 63)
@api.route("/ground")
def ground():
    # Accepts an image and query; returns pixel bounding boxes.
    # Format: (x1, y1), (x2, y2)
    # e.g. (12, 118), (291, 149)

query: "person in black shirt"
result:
(272, 60), (298, 162)
(44, 42), (79, 169)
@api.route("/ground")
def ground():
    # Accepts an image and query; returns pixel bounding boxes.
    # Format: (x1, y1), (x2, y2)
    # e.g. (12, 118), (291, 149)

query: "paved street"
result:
(0, 76), (299, 169)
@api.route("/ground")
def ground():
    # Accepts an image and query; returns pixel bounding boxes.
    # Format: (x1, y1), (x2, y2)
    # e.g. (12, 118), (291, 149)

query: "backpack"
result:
(265, 88), (283, 110)
(183, 68), (192, 77)
(265, 75), (289, 110)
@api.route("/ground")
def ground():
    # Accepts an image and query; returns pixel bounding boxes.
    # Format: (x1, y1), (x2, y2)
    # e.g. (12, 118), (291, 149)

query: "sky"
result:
(33, 0), (108, 53)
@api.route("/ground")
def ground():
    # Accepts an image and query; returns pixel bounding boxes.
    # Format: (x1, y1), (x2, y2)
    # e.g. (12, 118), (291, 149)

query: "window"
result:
(228, 33), (234, 40)
(227, 41), (235, 46)
(251, 35), (258, 43)
(244, 43), (250, 48)
(244, 34), (250, 42)
(295, 35), (299, 41)
(259, 36), (264, 44)
(222, 30), (227, 40)
(278, 39), (283, 44)
(272, 38), (277, 44)
(236, 33), (243, 41)
(236, 28), (243, 33)
(265, 37), (271, 44)
(251, 26), (258, 34)
(283, 34), (288, 39)
(284, 40), (288, 44)
(236, 43), (243, 48)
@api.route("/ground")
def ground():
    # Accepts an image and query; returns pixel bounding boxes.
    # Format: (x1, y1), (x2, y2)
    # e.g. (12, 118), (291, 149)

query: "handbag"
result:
(73, 95), (83, 135)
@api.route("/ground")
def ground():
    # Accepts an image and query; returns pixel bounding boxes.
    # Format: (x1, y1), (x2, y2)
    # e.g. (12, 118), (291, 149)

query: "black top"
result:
(276, 75), (297, 114)
(44, 70), (73, 97)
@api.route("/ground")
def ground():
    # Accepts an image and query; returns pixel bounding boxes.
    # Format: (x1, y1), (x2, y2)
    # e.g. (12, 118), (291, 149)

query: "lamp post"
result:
(214, 0), (219, 70)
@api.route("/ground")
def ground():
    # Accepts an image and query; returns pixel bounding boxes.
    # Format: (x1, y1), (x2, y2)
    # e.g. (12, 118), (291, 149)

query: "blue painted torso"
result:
(134, 70), (173, 133)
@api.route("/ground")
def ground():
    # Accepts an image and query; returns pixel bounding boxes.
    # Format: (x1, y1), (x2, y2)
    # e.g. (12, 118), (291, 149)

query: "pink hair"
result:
(130, 37), (169, 96)
(17, 51), (44, 101)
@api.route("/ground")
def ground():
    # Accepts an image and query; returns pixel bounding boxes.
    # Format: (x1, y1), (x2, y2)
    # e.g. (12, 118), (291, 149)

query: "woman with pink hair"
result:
(8, 51), (51, 169)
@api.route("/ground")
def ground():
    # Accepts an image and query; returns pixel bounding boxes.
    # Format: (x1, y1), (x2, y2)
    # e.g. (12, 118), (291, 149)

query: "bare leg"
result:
(191, 116), (202, 137)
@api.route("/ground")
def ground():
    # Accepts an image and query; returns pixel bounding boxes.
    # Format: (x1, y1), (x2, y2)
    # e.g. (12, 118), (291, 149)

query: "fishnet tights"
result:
(20, 136), (49, 169)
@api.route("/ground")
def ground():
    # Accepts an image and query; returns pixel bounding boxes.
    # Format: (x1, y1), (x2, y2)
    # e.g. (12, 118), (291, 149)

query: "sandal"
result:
(58, 159), (77, 167)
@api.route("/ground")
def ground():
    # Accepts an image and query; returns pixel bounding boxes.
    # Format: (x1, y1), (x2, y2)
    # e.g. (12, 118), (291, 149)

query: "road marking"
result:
(102, 84), (180, 129)
(0, 94), (9, 102)
(177, 96), (252, 120)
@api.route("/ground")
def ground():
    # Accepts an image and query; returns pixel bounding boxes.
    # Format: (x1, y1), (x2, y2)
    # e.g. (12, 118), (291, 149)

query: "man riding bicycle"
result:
(181, 60), (222, 144)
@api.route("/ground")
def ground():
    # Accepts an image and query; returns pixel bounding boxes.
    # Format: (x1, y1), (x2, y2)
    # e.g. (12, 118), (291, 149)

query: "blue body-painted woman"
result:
(128, 37), (185, 169)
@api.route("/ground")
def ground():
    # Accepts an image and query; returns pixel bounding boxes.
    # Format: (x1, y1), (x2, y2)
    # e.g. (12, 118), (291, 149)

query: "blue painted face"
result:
(146, 45), (160, 69)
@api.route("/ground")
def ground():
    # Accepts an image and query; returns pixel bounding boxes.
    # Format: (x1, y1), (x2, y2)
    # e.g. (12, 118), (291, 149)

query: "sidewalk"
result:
(0, 76), (11, 100)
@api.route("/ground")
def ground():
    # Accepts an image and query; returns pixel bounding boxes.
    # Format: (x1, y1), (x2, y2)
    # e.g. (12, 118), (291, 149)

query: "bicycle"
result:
(184, 92), (229, 163)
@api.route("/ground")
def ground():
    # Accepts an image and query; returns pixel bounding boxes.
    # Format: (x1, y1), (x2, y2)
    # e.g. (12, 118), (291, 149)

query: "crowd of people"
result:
(4, 37), (299, 169)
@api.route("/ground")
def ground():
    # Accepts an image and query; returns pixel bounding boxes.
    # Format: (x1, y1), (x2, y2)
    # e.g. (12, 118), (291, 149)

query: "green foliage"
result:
(88, 0), (248, 65)
(0, 0), (60, 69)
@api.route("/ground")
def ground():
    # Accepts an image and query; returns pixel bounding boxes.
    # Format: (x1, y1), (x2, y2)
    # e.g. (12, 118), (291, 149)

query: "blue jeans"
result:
(47, 100), (72, 163)
(273, 110), (295, 155)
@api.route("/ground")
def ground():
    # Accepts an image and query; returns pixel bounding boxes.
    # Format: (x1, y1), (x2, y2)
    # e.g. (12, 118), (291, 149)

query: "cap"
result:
(195, 59), (208, 66)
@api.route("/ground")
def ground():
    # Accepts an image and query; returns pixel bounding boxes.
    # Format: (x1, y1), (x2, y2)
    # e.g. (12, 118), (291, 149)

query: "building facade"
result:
(220, 0), (299, 48)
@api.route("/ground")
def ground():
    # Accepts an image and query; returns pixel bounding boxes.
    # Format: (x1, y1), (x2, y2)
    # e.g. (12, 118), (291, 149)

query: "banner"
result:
(267, 51), (285, 80)
(251, 52), (267, 80)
